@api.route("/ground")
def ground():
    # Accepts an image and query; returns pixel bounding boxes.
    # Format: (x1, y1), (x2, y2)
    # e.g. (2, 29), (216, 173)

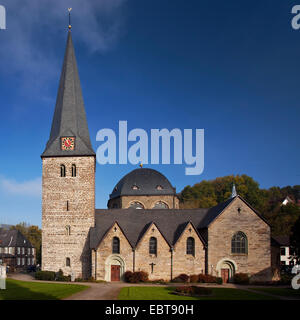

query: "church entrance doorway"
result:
(216, 258), (236, 283)
(111, 265), (120, 281)
(105, 255), (126, 282)
(221, 268), (229, 283)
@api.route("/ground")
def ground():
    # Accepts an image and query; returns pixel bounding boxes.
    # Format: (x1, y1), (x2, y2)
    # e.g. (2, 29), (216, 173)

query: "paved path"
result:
(8, 273), (298, 300)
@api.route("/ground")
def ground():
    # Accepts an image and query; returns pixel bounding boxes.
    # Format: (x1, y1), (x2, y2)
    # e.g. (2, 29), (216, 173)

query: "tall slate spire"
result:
(41, 31), (95, 157)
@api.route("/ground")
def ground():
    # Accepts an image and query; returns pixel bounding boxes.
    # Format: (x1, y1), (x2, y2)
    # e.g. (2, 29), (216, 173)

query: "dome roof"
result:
(109, 168), (176, 199)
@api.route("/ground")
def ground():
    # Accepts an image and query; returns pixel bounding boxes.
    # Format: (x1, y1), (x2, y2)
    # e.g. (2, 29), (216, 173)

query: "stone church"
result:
(41, 30), (274, 283)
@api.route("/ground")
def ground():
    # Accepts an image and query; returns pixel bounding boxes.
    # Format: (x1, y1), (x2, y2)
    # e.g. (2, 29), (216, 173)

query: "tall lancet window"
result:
(149, 237), (157, 255)
(60, 164), (66, 177)
(112, 237), (120, 254)
(186, 237), (195, 256)
(72, 164), (76, 177)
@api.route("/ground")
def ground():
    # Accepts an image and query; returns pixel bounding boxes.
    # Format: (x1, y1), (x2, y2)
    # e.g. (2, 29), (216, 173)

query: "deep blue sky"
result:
(0, 0), (299, 226)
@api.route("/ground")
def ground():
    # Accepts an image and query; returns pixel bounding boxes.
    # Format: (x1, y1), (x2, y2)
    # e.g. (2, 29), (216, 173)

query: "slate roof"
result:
(0, 224), (13, 230)
(91, 195), (271, 250)
(91, 197), (236, 249)
(109, 168), (176, 199)
(41, 31), (95, 158)
(0, 230), (33, 248)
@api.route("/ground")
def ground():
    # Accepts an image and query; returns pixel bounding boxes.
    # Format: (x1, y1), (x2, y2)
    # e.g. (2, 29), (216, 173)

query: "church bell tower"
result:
(41, 29), (95, 279)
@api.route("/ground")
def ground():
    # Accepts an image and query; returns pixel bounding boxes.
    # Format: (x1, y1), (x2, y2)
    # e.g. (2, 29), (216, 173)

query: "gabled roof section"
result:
(236, 196), (271, 227)
(41, 31), (95, 158)
(173, 221), (206, 247)
(199, 197), (235, 227)
(93, 221), (133, 250)
(201, 195), (271, 228)
(135, 221), (171, 248)
(90, 196), (270, 249)
(0, 229), (33, 247)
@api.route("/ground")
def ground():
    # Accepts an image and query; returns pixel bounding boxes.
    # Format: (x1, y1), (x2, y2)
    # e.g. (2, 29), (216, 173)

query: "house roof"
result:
(0, 230), (33, 248)
(109, 168), (176, 199)
(0, 224), (13, 231)
(41, 31), (95, 158)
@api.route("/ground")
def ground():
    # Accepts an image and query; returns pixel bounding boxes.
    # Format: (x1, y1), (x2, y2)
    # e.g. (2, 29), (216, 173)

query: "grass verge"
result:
(118, 286), (278, 300)
(0, 278), (89, 300)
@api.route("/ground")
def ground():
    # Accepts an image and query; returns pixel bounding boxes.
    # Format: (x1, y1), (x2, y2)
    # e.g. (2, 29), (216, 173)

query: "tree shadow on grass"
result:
(0, 279), (64, 300)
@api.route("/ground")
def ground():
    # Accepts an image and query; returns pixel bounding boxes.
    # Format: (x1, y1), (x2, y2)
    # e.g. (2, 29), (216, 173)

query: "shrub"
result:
(198, 274), (217, 283)
(175, 286), (193, 294)
(124, 271), (149, 283)
(172, 274), (189, 283)
(35, 270), (56, 281)
(175, 286), (212, 296)
(171, 277), (184, 283)
(55, 269), (64, 281)
(189, 274), (199, 283)
(124, 271), (134, 282)
(54, 269), (71, 282)
(216, 277), (223, 285)
(280, 274), (293, 285)
(60, 275), (71, 281)
(233, 273), (250, 284)
(149, 279), (168, 285)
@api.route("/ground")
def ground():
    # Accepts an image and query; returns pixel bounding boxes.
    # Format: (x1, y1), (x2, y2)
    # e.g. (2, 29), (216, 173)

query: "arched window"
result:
(72, 164), (76, 177)
(149, 237), (157, 255)
(231, 231), (248, 254)
(129, 201), (144, 209)
(186, 237), (195, 256)
(60, 164), (66, 177)
(112, 237), (120, 254)
(66, 257), (70, 267)
(153, 201), (169, 209)
(66, 225), (71, 236)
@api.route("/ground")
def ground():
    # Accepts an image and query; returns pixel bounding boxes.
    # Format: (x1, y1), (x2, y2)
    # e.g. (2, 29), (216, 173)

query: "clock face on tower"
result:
(61, 137), (75, 151)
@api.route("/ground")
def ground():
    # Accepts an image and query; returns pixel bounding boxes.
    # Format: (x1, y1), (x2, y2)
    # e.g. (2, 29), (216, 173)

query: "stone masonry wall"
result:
(94, 223), (133, 281)
(42, 156), (95, 279)
(93, 222), (206, 282)
(120, 195), (179, 209)
(134, 223), (171, 280)
(172, 223), (206, 278)
(207, 197), (272, 281)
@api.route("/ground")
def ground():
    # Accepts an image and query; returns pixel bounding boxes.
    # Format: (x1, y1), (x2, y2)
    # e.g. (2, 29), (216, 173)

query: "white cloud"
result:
(0, 176), (42, 197)
(0, 0), (128, 95)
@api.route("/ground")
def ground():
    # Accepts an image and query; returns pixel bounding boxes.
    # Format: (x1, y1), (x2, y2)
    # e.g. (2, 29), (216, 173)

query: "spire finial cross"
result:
(68, 8), (72, 30)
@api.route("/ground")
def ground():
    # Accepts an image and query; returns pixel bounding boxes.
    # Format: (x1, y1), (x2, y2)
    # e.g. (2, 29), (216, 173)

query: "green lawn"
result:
(118, 286), (278, 300)
(251, 287), (300, 298)
(0, 279), (89, 300)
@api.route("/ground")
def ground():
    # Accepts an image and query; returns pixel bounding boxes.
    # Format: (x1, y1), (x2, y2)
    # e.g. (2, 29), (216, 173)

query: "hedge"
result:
(35, 271), (56, 281)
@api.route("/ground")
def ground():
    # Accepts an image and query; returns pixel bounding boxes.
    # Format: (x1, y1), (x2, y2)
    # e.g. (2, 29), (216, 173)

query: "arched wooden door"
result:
(111, 265), (120, 281)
